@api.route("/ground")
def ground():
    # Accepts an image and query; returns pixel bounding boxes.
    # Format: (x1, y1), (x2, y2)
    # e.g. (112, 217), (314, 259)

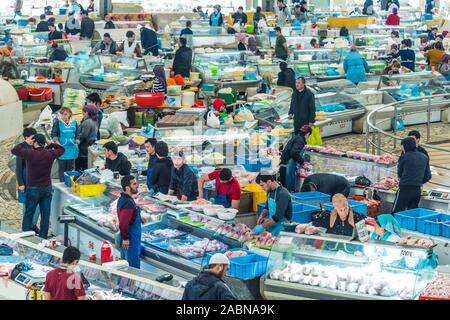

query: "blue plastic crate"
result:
(64, 171), (79, 188)
(237, 154), (272, 172)
(205, 249), (268, 279)
(257, 203), (266, 215)
(442, 222), (450, 239)
(291, 203), (320, 223)
(324, 199), (368, 216)
(291, 192), (331, 207)
(394, 208), (438, 231)
(417, 214), (450, 236)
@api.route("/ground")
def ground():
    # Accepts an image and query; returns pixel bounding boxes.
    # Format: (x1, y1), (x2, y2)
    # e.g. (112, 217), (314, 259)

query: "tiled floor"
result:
(0, 122), (449, 229)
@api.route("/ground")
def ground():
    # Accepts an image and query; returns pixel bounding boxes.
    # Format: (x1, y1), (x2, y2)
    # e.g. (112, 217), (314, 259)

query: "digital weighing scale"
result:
(428, 188), (450, 201)
(14, 269), (47, 287)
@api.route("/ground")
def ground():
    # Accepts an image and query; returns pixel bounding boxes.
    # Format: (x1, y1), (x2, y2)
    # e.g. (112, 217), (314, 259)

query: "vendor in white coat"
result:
(254, 172), (293, 236)
(118, 30), (142, 58)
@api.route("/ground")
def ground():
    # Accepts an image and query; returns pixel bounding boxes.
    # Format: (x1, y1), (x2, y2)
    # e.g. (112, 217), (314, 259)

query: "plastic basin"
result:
(134, 92), (165, 108)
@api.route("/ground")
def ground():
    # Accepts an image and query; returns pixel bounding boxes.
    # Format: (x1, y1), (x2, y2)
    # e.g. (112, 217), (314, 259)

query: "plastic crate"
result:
(63, 171), (79, 188)
(205, 249), (268, 280)
(442, 221), (450, 239)
(417, 214), (450, 236)
(394, 208), (438, 231)
(241, 183), (267, 212)
(324, 199), (368, 216)
(75, 183), (107, 197)
(291, 192), (330, 207)
(237, 154), (272, 172)
(291, 203), (320, 223)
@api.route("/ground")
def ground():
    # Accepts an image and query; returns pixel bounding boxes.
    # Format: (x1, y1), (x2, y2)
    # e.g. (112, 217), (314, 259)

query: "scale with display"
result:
(428, 188), (450, 201)
(14, 269), (47, 287)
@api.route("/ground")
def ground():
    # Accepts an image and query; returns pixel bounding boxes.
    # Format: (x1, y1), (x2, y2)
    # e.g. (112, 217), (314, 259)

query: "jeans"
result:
(58, 159), (75, 182)
(24, 186), (53, 239)
(286, 159), (298, 192)
(22, 204), (40, 227)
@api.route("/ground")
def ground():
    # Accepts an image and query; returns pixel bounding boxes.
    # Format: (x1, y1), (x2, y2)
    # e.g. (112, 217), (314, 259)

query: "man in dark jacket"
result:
(49, 42), (68, 62)
(140, 25), (158, 56)
(301, 173), (351, 197)
(232, 6), (248, 25)
(288, 76), (316, 134)
(36, 15), (49, 32)
(180, 21), (193, 37)
(169, 150), (198, 201)
(104, 15), (116, 29)
(80, 11), (95, 40)
(405, 130), (429, 158)
(392, 137), (432, 213)
(103, 141), (131, 176)
(172, 37), (192, 78)
(11, 134), (65, 239)
(150, 141), (173, 194)
(182, 253), (236, 300)
(280, 125), (311, 192)
(142, 138), (157, 190)
(277, 61), (296, 90)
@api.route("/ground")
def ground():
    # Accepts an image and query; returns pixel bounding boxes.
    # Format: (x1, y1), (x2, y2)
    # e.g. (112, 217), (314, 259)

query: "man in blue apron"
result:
(253, 172), (293, 236)
(197, 168), (241, 209)
(117, 176), (142, 269)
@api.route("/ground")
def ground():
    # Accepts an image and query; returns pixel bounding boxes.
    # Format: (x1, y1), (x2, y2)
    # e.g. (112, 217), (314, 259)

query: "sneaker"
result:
(31, 225), (40, 235)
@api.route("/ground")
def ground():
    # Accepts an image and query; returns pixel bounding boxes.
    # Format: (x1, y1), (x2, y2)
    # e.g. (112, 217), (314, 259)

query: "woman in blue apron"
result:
(51, 107), (79, 182)
(253, 173), (292, 236)
(120, 206), (142, 269)
(209, 5), (223, 34)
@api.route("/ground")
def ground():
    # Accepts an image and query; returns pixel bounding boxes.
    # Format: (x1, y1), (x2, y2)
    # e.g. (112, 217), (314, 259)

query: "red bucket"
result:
(16, 88), (30, 101)
(42, 87), (53, 100)
(29, 88), (46, 102)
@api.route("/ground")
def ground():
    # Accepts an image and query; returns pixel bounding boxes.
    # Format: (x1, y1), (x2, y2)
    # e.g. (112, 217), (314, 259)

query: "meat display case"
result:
(261, 232), (437, 300)
(0, 227), (183, 300)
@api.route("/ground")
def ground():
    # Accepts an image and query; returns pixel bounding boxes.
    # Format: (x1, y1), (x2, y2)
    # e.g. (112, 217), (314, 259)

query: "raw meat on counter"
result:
(373, 176), (399, 190)
(254, 232), (277, 247)
(88, 290), (135, 300)
(168, 238), (228, 258)
(188, 213), (209, 224)
(259, 147), (281, 159)
(141, 203), (167, 213)
(420, 276), (450, 299)
(397, 236), (435, 248)
(305, 145), (398, 164)
(216, 223), (254, 242)
(142, 228), (184, 242)
(295, 224), (320, 235)
(376, 153), (399, 165)
(231, 170), (257, 185)
(224, 250), (248, 258)
(191, 198), (211, 205)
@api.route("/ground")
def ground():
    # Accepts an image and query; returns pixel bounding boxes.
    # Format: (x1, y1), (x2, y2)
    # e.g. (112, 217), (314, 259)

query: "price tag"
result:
(278, 237), (293, 245)
(400, 249), (413, 257)
(355, 220), (370, 242)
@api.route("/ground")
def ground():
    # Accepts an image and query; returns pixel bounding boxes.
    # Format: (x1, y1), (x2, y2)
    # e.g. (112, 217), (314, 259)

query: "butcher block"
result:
(156, 115), (199, 127)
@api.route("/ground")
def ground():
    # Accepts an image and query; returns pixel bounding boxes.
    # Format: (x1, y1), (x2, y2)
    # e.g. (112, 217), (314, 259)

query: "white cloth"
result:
(123, 41), (137, 58)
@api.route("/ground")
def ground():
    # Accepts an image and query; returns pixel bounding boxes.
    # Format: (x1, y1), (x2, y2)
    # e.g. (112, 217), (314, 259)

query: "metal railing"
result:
(366, 93), (450, 172)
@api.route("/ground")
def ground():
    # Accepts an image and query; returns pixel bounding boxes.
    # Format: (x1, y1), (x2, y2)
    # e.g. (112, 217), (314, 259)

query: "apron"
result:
(120, 206), (142, 269)
(210, 13), (221, 26)
(122, 41), (138, 68)
(214, 182), (232, 208)
(58, 120), (79, 160)
(265, 188), (288, 236)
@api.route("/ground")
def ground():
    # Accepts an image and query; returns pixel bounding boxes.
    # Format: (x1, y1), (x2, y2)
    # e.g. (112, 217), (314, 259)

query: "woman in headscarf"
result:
(75, 104), (98, 171)
(236, 31), (246, 51)
(439, 54), (450, 80)
(247, 36), (259, 55)
(65, 11), (80, 35)
(152, 65), (167, 93)
(371, 214), (401, 242)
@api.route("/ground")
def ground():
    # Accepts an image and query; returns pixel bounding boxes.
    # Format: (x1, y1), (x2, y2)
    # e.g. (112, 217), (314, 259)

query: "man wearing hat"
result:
(11, 134), (65, 239)
(168, 151), (198, 201)
(182, 253), (236, 300)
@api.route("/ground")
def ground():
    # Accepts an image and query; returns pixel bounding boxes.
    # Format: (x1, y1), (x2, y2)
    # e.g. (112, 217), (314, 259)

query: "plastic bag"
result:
(206, 111), (220, 128)
(237, 108), (255, 121)
(306, 126), (323, 146)
(106, 116), (123, 137)
(38, 105), (53, 122)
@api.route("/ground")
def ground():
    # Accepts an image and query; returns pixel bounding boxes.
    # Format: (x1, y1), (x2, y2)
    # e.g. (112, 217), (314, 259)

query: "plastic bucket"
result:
(167, 95), (181, 107)
(182, 91), (195, 106)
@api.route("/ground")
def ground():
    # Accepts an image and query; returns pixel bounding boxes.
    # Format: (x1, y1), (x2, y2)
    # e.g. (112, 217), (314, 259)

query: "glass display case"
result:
(251, 88), (293, 128)
(262, 232), (437, 300)
(11, 32), (51, 57)
(291, 48), (342, 76)
(190, 34), (237, 48)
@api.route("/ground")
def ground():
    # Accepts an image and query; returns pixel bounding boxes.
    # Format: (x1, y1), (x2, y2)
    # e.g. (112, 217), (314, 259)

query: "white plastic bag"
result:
(237, 108), (255, 121)
(206, 111), (220, 128)
(38, 105), (53, 122)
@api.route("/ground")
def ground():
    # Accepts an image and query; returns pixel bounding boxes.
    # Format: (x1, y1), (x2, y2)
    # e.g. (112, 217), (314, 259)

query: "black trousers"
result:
(58, 159), (75, 182)
(75, 157), (88, 172)
(391, 186), (421, 214)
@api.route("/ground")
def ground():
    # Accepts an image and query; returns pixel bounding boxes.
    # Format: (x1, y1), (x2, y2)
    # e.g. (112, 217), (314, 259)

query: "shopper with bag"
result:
(11, 134), (65, 239)
(288, 76), (316, 135)
(15, 128), (40, 234)
(51, 107), (79, 182)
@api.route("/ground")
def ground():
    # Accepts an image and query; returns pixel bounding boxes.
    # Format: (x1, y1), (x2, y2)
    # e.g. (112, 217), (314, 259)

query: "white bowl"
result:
(191, 203), (210, 211)
(203, 205), (224, 216)
(217, 208), (238, 220)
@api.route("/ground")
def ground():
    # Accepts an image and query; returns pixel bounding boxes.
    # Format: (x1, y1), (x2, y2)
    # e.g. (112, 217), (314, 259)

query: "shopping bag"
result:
(206, 111), (220, 128)
(306, 126), (323, 146)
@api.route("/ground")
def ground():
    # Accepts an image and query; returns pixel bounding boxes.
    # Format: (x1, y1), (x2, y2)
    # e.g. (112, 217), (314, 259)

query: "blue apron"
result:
(120, 206), (142, 269)
(214, 182), (232, 208)
(266, 188), (288, 236)
(58, 120), (79, 160)
(210, 13), (221, 26)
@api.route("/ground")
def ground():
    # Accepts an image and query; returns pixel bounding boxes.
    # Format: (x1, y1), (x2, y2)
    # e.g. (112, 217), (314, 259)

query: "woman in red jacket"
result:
(386, 8), (400, 26)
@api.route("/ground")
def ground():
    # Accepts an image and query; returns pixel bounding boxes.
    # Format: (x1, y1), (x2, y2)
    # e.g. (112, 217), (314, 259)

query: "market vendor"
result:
(254, 172), (293, 236)
(36, 14), (49, 32)
(371, 214), (401, 242)
(49, 41), (68, 62)
(103, 141), (132, 176)
(118, 31), (142, 58)
(48, 23), (63, 41)
(301, 173), (351, 197)
(75, 104), (98, 171)
(172, 37), (192, 78)
(180, 21), (193, 37)
(140, 24), (158, 56)
(64, 11), (80, 35)
(312, 194), (364, 237)
(209, 5), (224, 27)
(197, 168), (241, 209)
(118, 175), (142, 269)
(169, 150), (198, 201)
(151, 65), (167, 93)
(209, 98), (229, 118)
(104, 15), (116, 29)
(280, 125), (311, 192)
(90, 33), (118, 55)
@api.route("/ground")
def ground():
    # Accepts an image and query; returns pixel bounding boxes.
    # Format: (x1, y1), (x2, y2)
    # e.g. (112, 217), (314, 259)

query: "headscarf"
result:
(330, 194), (355, 228)
(83, 103), (99, 122)
(236, 31), (246, 43)
(443, 30), (449, 38)
(212, 98), (226, 112)
(442, 53), (450, 64)
(374, 214), (401, 240)
(153, 65), (167, 89)
(247, 36), (257, 52)
(392, 7), (398, 15)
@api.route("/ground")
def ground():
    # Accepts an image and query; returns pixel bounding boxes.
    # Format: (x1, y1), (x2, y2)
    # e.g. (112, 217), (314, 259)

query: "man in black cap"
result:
(392, 137), (432, 213)
(11, 134), (65, 239)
